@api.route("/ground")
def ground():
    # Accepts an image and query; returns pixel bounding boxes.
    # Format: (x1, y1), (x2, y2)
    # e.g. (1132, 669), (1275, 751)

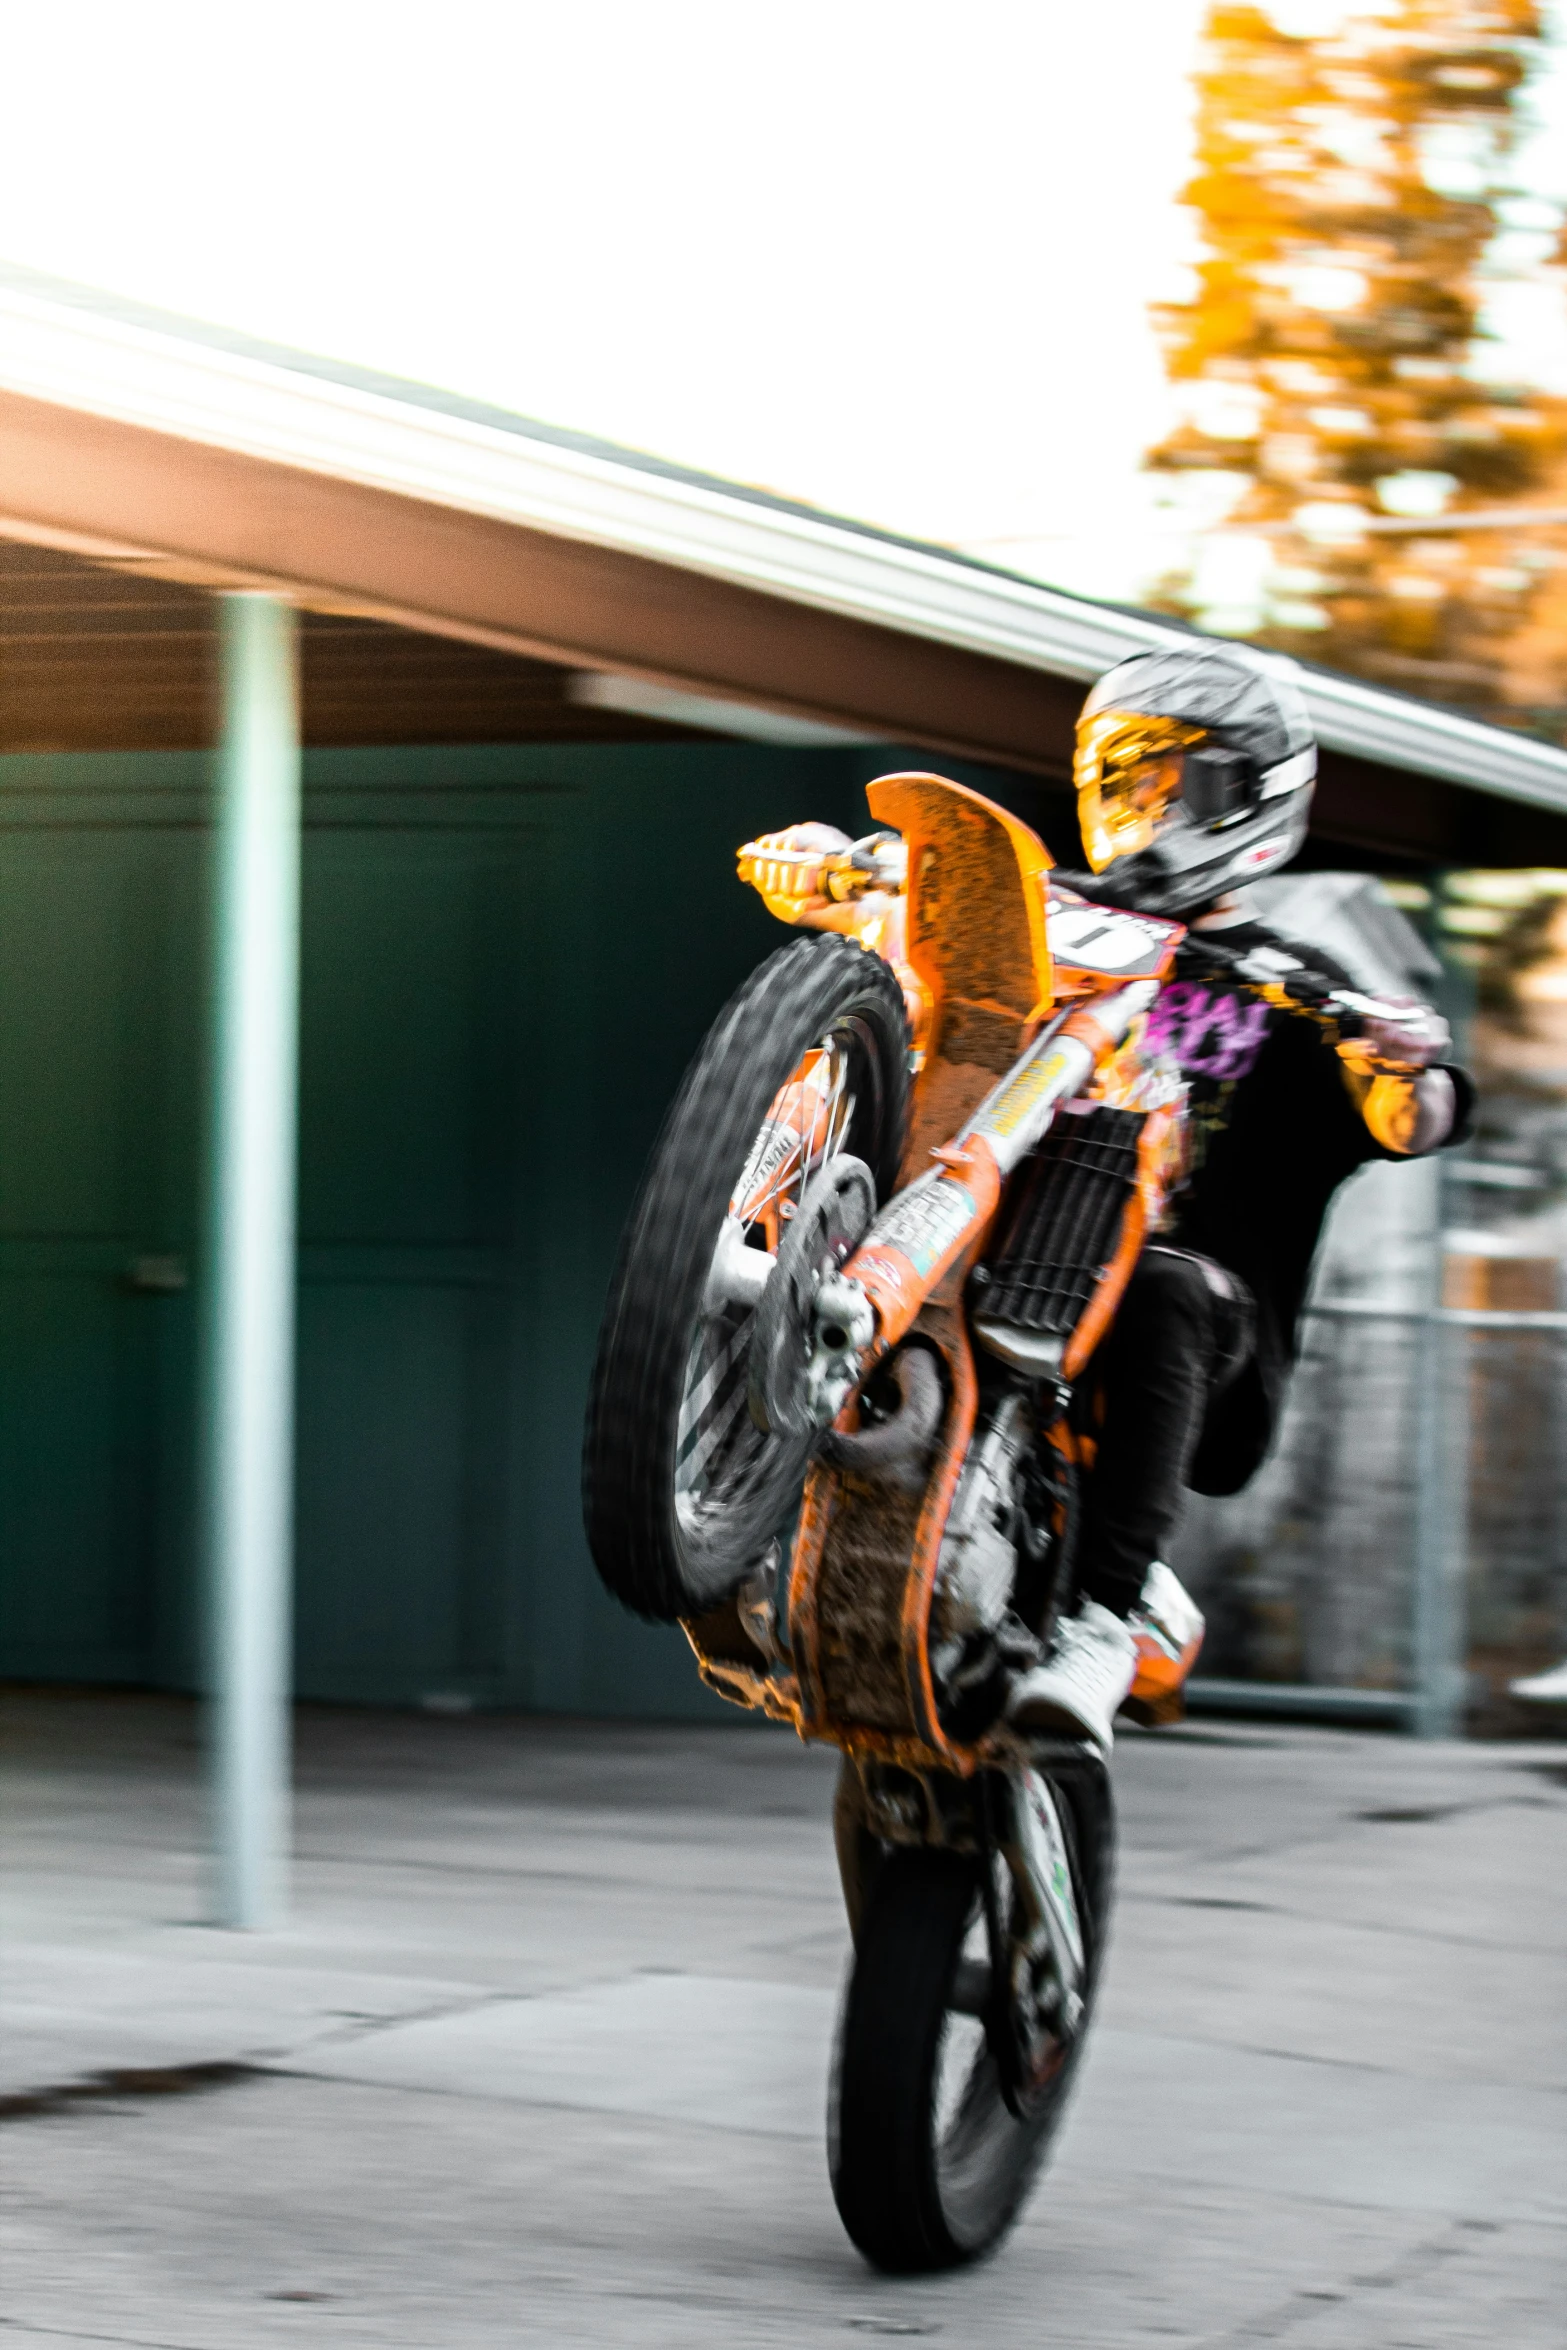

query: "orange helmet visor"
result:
(1074, 710), (1207, 872)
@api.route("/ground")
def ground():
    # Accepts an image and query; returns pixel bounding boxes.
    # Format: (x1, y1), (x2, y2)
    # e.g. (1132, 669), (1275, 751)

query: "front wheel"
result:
(830, 1756), (1114, 2272)
(583, 932), (910, 1622)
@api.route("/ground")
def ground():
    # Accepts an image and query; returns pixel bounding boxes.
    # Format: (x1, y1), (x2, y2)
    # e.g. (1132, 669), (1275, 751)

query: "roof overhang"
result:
(3, 263), (1567, 853)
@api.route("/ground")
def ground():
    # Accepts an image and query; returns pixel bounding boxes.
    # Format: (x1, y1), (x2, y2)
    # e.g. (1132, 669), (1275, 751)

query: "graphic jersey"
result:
(1140, 965), (1286, 1222)
(1123, 916), (1467, 1491)
(1143, 979), (1273, 1087)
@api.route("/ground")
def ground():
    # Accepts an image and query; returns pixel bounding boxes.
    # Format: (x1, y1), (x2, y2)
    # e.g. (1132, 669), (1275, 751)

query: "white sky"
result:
(3, 0), (1565, 606)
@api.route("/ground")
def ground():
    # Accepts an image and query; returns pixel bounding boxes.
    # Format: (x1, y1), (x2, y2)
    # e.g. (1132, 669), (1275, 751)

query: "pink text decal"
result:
(1144, 982), (1273, 1082)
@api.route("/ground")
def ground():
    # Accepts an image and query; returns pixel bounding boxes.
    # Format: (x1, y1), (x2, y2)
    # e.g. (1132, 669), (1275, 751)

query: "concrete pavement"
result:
(2, 1692), (1564, 2346)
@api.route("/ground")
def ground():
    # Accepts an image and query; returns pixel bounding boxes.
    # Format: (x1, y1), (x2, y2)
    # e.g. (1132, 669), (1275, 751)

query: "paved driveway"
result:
(3, 1694), (1564, 2345)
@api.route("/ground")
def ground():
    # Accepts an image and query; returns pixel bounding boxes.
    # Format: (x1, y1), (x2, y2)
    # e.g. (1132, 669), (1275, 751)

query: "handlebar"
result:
(1172, 933), (1447, 1068)
(737, 829), (907, 909)
(1175, 932), (1355, 1026)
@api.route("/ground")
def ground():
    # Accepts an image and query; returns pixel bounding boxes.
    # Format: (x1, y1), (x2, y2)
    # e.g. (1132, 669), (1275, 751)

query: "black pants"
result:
(1075, 1246), (1256, 1620)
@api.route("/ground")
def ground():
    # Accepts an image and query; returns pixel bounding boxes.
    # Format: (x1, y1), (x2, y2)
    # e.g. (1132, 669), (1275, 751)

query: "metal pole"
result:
(207, 594), (301, 1927)
(1410, 1163), (1466, 1738)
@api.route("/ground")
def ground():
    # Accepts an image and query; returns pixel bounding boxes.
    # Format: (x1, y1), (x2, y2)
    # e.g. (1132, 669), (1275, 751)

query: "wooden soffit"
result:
(0, 387), (1084, 776)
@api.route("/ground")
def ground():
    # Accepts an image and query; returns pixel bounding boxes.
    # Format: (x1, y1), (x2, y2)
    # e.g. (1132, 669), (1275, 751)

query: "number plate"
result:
(1048, 903), (1184, 980)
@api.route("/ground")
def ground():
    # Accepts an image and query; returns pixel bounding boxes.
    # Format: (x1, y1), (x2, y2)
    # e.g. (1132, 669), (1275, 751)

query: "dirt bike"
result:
(582, 771), (1368, 2272)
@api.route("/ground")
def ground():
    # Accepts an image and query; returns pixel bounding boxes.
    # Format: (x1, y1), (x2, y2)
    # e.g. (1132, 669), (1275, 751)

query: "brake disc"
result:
(748, 1154), (876, 1441)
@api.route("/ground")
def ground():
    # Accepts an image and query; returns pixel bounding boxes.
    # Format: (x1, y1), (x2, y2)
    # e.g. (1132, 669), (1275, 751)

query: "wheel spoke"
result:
(676, 1318), (751, 1480)
(679, 1356), (753, 1489)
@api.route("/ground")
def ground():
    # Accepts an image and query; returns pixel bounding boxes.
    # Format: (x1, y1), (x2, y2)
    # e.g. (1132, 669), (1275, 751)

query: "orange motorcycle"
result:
(584, 772), (1205, 2269)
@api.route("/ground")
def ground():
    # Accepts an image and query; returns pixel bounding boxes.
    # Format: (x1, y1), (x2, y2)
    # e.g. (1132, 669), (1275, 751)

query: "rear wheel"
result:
(830, 1756), (1114, 2272)
(583, 933), (910, 1621)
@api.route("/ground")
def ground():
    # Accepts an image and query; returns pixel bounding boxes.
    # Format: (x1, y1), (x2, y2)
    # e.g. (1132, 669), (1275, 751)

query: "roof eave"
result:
(1, 268), (1565, 817)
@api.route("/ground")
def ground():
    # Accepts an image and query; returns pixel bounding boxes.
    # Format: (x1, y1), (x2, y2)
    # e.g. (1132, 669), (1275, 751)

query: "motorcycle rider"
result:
(1005, 640), (1473, 1753)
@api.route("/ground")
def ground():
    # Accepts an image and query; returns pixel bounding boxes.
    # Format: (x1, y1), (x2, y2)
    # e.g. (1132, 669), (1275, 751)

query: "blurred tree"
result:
(1147, 1), (1567, 736)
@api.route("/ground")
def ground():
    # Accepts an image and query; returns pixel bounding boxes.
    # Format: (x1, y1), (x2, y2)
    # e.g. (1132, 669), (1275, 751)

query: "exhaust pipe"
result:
(819, 1345), (944, 1488)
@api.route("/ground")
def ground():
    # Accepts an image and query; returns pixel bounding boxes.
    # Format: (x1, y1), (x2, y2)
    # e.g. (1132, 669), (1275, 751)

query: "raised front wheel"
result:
(583, 933), (910, 1621)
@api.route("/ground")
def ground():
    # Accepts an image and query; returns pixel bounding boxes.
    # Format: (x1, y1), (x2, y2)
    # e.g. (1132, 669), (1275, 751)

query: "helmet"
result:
(1072, 642), (1316, 915)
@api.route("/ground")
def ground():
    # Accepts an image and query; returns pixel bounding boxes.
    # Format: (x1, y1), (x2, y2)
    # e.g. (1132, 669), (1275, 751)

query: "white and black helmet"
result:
(1073, 641), (1317, 916)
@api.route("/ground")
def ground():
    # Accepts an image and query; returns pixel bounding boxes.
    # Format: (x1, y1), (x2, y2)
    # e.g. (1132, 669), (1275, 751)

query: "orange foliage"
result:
(1147, 1), (1567, 738)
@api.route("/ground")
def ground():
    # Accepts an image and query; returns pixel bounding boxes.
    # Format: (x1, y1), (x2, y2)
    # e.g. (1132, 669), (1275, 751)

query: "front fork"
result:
(1001, 1767), (1086, 2018)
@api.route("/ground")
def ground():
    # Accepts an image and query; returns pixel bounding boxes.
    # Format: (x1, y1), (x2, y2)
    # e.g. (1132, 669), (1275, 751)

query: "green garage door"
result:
(0, 823), (203, 1687)
(0, 764), (552, 1707)
(293, 818), (536, 1705)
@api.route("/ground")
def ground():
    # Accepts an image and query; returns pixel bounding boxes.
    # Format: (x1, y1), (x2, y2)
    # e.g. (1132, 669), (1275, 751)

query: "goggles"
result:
(1074, 710), (1207, 873)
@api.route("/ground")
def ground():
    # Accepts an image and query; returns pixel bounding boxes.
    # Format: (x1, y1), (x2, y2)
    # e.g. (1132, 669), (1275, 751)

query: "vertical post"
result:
(207, 595), (301, 1927)
(1411, 1167), (1466, 1738)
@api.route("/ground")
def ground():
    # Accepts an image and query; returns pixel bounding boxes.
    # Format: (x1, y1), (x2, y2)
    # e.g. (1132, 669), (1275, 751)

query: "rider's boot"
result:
(1006, 1561), (1206, 1751)
(1510, 1656), (1567, 1702)
(1122, 1559), (1206, 1726)
(1006, 1600), (1138, 1756)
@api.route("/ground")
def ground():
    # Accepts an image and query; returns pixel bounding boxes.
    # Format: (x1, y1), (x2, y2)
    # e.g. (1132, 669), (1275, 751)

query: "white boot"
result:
(1006, 1600), (1138, 1756)
(1123, 1559), (1205, 1723)
(1510, 1658), (1567, 1703)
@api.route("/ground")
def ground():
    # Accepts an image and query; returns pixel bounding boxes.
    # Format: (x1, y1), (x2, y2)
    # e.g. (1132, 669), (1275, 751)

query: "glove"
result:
(736, 824), (853, 924)
(1338, 994), (1450, 1074)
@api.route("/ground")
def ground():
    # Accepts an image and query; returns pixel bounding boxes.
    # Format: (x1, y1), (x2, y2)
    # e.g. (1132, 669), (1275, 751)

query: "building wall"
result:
(1169, 1156), (1439, 1692)
(0, 739), (1058, 1719)
(1165, 875), (1449, 1696)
